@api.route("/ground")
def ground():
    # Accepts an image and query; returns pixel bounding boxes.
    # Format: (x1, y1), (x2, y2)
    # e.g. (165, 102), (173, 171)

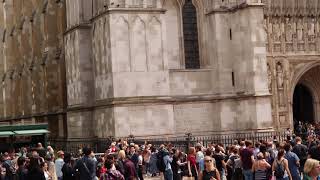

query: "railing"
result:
(48, 131), (287, 153)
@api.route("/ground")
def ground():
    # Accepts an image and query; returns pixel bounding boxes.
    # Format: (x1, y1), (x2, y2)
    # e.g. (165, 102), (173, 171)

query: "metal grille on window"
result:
(183, 0), (200, 69)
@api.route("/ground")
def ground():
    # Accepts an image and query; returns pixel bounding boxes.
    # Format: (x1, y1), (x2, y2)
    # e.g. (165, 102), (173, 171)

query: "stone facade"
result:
(0, 0), (319, 147)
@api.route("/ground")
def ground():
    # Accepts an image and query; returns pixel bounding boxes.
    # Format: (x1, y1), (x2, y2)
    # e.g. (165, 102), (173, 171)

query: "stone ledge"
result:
(66, 93), (272, 112)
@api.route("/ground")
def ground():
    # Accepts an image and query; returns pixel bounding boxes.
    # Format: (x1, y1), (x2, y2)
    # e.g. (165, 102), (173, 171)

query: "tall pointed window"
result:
(182, 0), (200, 69)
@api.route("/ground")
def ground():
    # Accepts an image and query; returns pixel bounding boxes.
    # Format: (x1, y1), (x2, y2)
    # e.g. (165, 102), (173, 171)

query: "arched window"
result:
(182, 0), (200, 69)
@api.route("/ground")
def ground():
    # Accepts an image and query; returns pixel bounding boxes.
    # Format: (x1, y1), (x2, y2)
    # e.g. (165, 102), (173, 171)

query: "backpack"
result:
(156, 151), (166, 172)
(274, 159), (285, 178)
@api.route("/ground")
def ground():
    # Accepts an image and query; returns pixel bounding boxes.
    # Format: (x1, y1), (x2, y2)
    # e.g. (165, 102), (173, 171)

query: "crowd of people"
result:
(0, 126), (319, 180)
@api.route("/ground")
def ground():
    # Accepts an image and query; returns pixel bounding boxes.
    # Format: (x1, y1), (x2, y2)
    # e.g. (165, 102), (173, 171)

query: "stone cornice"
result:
(206, 1), (264, 15)
(0, 110), (66, 122)
(90, 8), (166, 21)
(63, 22), (91, 36)
(66, 93), (271, 112)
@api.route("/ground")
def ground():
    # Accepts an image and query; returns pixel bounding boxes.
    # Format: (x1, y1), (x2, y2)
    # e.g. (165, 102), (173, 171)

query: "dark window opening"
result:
(183, 0), (200, 69)
(229, 28), (232, 40)
(293, 84), (314, 126)
(232, 71), (235, 87)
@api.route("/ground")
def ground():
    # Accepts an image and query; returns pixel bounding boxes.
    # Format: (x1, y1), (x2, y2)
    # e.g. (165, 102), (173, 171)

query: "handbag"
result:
(183, 177), (195, 180)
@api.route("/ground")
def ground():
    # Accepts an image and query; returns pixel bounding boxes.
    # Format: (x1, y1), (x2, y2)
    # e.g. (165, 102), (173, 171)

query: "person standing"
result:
(16, 157), (28, 180)
(292, 137), (308, 173)
(303, 159), (320, 180)
(74, 147), (97, 180)
(61, 153), (75, 180)
(163, 149), (173, 180)
(272, 149), (292, 180)
(284, 143), (300, 180)
(55, 151), (64, 180)
(187, 147), (198, 180)
(252, 153), (271, 180)
(240, 140), (254, 180)
(198, 156), (220, 180)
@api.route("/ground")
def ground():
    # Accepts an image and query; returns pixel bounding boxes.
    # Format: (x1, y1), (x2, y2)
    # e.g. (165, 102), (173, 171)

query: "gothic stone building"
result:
(0, 0), (319, 149)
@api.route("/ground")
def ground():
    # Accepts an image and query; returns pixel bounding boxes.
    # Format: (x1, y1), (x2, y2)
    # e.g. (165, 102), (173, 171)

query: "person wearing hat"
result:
(55, 151), (64, 180)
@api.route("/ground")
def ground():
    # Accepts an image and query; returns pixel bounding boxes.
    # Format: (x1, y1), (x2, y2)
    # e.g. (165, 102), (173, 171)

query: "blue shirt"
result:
(163, 155), (173, 170)
(285, 151), (300, 177)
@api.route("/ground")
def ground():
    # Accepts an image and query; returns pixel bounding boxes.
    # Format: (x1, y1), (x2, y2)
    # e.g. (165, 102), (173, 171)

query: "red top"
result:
(187, 154), (197, 167)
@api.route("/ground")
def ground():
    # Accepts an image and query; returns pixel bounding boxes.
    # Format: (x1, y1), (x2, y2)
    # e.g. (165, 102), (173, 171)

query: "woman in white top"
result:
(42, 162), (52, 180)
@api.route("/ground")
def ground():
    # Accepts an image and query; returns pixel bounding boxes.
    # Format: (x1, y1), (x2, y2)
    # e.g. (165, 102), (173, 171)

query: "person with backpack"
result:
(74, 147), (96, 180)
(227, 147), (241, 180)
(272, 149), (292, 180)
(2, 153), (16, 180)
(198, 156), (220, 180)
(100, 159), (124, 180)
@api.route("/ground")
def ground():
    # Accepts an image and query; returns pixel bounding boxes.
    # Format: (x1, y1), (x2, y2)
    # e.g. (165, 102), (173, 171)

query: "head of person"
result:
(295, 136), (302, 144)
(37, 143), (43, 148)
(259, 144), (267, 154)
(196, 145), (202, 152)
(245, 140), (253, 148)
(304, 159), (320, 178)
(41, 162), (48, 171)
(277, 149), (285, 160)
(64, 152), (72, 164)
(118, 150), (126, 160)
(28, 157), (41, 171)
(284, 143), (291, 152)
(104, 159), (113, 170)
(255, 142), (261, 149)
(17, 157), (26, 167)
(57, 151), (64, 158)
(214, 146), (221, 154)
(204, 156), (215, 169)
(188, 147), (196, 155)
(130, 145), (135, 153)
(257, 152), (264, 160)
(82, 147), (92, 156)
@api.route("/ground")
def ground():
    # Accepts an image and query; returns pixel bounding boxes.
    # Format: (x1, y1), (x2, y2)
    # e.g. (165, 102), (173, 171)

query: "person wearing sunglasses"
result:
(303, 159), (320, 180)
(198, 156), (220, 180)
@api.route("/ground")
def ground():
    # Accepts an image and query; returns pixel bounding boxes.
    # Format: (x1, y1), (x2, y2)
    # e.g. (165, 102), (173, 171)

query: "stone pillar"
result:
(65, 0), (94, 140)
(3, 0), (14, 117)
(20, 1), (34, 116)
(30, 0), (45, 114)
(0, 3), (5, 117)
(208, 2), (273, 131)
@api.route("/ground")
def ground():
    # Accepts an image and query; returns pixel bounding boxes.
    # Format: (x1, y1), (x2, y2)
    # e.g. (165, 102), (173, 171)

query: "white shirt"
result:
(55, 158), (64, 178)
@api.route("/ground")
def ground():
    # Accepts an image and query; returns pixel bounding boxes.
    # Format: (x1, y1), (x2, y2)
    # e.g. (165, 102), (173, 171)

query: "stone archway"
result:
(293, 84), (314, 125)
(290, 64), (320, 127)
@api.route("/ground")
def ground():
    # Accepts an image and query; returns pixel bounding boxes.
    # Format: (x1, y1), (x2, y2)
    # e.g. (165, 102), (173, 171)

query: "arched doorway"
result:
(293, 84), (314, 126)
(290, 64), (320, 131)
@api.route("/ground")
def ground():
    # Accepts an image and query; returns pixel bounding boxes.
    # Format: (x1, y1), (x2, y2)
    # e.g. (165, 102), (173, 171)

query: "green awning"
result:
(14, 129), (49, 136)
(0, 131), (14, 137)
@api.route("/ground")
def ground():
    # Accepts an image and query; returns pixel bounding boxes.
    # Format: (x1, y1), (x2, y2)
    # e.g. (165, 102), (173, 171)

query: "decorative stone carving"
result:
(267, 63), (272, 92)
(276, 62), (284, 89)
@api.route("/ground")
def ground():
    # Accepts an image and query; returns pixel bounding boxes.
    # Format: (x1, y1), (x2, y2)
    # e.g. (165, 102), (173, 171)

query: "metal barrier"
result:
(49, 131), (287, 153)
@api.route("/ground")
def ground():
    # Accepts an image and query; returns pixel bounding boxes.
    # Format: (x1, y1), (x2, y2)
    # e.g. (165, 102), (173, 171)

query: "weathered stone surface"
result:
(0, 0), (319, 144)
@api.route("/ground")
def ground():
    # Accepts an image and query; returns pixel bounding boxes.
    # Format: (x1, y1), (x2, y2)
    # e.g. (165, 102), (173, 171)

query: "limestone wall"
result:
(0, 0), (67, 138)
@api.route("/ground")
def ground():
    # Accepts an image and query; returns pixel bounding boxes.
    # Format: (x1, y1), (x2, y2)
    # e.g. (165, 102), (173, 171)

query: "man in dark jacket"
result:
(16, 157), (28, 180)
(74, 147), (96, 180)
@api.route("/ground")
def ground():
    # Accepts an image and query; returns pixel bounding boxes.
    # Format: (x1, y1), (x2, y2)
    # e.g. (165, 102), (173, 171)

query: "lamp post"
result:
(128, 134), (135, 144)
(185, 133), (192, 152)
